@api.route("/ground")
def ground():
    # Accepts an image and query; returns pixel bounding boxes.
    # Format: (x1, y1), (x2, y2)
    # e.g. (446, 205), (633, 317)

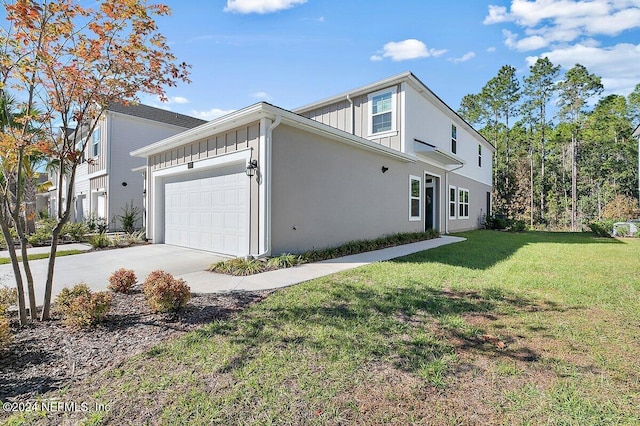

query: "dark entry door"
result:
(426, 186), (434, 230)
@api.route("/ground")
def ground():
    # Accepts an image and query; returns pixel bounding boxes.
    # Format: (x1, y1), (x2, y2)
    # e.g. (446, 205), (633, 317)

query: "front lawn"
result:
(8, 231), (640, 425)
(0, 250), (85, 265)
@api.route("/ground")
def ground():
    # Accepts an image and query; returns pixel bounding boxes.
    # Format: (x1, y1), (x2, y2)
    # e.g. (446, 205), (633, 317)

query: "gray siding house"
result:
(131, 72), (495, 257)
(48, 103), (205, 231)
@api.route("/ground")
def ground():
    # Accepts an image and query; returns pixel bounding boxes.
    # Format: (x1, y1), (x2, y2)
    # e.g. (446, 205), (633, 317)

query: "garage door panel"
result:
(164, 165), (249, 256)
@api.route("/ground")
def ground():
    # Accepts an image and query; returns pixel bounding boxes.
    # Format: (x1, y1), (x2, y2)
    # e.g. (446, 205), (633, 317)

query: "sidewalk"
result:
(0, 243), (93, 258)
(185, 235), (466, 293)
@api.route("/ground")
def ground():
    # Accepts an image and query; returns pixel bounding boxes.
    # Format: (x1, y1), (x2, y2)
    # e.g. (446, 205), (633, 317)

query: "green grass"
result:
(19, 231), (640, 425)
(0, 249), (85, 265)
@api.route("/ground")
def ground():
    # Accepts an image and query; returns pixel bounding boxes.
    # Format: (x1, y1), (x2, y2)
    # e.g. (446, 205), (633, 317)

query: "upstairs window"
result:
(451, 124), (457, 154)
(76, 139), (85, 163)
(368, 87), (396, 135)
(478, 144), (482, 167)
(92, 127), (101, 157)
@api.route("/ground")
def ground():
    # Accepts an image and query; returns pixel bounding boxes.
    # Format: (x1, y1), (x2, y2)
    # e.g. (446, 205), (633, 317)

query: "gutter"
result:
(255, 113), (281, 258)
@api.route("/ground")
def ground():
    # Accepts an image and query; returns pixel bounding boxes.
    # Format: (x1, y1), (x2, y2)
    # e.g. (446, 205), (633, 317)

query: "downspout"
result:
(444, 163), (464, 234)
(256, 113), (281, 257)
(346, 94), (354, 135)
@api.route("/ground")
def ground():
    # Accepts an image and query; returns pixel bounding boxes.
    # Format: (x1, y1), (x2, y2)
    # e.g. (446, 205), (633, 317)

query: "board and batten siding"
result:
(90, 175), (108, 191)
(147, 121), (262, 254)
(88, 117), (108, 174)
(150, 123), (260, 170)
(299, 84), (402, 152)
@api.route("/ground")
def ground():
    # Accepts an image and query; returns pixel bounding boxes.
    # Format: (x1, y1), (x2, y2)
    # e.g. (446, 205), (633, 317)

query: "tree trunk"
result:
(24, 175), (36, 234)
(571, 133), (578, 231)
(0, 210), (27, 325)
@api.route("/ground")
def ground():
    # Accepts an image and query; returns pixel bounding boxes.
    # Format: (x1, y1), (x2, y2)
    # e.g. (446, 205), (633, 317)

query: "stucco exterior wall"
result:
(270, 124), (426, 255)
(404, 84), (493, 187)
(446, 173), (492, 232)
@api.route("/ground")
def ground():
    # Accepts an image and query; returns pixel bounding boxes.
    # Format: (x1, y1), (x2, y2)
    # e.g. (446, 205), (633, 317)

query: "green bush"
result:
(266, 253), (305, 270)
(108, 268), (137, 293)
(89, 232), (111, 249)
(27, 226), (52, 246)
(209, 230), (440, 276)
(508, 219), (527, 233)
(142, 270), (191, 313)
(61, 222), (89, 242)
(0, 285), (17, 349)
(588, 220), (615, 237)
(54, 283), (111, 327)
(118, 201), (141, 234)
(485, 214), (508, 230)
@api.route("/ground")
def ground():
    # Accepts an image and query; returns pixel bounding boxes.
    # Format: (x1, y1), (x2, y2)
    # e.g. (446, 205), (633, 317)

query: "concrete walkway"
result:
(185, 235), (466, 293)
(0, 236), (465, 302)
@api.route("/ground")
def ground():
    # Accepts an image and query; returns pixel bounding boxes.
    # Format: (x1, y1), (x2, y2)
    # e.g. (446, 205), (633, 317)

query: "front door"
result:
(426, 186), (434, 230)
(425, 175), (438, 231)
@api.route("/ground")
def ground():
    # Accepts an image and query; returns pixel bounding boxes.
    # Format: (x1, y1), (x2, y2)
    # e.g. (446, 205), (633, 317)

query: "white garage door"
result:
(164, 165), (249, 256)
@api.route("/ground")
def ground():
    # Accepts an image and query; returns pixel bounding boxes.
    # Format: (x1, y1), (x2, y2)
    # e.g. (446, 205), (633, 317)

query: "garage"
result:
(163, 164), (249, 256)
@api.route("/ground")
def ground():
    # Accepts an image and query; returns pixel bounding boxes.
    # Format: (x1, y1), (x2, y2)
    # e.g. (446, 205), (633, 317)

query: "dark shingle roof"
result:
(108, 103), (206, 129)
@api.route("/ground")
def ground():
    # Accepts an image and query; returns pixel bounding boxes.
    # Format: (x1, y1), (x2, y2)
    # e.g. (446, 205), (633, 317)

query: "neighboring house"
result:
(131, 72), (495, 257)
(47, 103), (205, 231)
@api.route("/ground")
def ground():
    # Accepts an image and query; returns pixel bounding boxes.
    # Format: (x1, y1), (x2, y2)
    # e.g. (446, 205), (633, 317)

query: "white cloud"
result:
(190, 108), (236, 121)
(224, 0), (306, 14)
(486, 0), (640, 51)
(487, 46), (497, 53)
(251, 91), (271, 100)
(169, 96), (189, 104)
(371, 39), (447, 62)
(526, 42), (640, 95)
(450, 51), (476, 63)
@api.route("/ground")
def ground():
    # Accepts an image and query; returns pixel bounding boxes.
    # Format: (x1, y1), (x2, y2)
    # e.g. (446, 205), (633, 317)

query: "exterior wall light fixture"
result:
(381, 166), (389, 173)
(246, 159), (258, 177)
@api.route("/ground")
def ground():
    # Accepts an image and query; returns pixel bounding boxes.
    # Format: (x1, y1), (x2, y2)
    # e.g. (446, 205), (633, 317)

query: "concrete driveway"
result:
(0, 244), (225, 303)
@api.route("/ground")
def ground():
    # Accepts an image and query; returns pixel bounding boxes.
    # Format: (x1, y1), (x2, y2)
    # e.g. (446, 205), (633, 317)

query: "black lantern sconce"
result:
(246, 159), (258, 177)
(381, 166), (389, 173)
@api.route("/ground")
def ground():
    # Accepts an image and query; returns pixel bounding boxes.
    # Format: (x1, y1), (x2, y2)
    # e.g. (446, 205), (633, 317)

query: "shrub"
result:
(0, 285), (17, 349)
(588, 220), (615, 237)
(508, 219), (527, 233)
(266, 253), (305, 270)
(117, 201), (141, 234)
(61, 222), (89, 242)
(84, 212), (107, 233)
(142, 270), (191, 313)
(54, 283), (111, 327)
(108, 268), (137, 293)
(27, 226), (52, 246)
(209, 257), (264, 276)
(89, 232), (111, 249)
(485, 214), (508, 230)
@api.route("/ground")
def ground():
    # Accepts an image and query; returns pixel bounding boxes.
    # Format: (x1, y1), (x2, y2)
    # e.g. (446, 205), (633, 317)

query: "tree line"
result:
(458, 59), (640, 231)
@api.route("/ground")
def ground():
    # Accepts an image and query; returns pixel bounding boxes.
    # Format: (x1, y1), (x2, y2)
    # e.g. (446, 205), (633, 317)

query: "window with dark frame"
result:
(451, 124), (457, 154)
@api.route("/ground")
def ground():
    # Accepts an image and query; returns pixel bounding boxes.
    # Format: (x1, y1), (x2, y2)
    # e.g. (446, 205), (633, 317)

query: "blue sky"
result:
(88, 1), (640, 120)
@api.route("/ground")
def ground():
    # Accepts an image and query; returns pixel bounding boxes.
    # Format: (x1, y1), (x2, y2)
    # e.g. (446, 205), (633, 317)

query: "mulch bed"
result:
(0, 289), (272, 403)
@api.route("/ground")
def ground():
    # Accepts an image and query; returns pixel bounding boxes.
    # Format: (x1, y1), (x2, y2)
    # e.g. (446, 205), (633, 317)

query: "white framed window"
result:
(458, 188), (469, 219)
(478, 144), (482, 167)
(409, 175), (421, 221)
(368, 87), (397, 136)
(451, 124), (457, 154)
(449, 186), (457, 219)
(92, 127), (101, 158)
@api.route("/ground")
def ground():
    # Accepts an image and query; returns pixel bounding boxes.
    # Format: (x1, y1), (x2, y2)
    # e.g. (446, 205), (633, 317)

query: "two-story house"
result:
(47, 103), (205, 231)
(131, 72), (495, 257)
